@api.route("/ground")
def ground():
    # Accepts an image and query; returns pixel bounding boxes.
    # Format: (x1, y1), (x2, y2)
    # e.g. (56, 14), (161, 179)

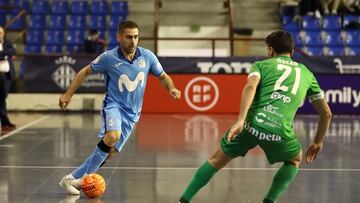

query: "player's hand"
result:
(169, 88), (181, 99)
(227, 120), (244, 142)
(59, 93), (72, 110)
(305, 142), (323, 163)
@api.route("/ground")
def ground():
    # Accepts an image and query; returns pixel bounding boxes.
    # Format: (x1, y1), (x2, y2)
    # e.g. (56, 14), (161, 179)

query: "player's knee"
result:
(106, 147), (117, 160)
(208, 148), (232, 170)
(287, 150), (302, 167)
(103, 131), (121, 146)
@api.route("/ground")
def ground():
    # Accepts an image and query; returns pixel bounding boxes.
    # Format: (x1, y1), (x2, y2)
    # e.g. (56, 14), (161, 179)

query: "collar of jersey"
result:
(117, 46), (141, 63)
(276, 55), (291, 60)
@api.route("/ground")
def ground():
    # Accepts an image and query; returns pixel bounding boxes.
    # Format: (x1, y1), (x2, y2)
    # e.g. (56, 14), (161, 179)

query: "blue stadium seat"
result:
(67, 30), (84, 45)
(66, 45), (82, 53)
(13, 0), (31, 14)
(89, 15), (106, 30)
(109, 15), (126, 30)
(0, 15), (6, 26)
(325, 46), (345, 56)
(45, 45), (63, 53)
(91, 1), (109, 15)
(108, 30), (118, 47)
(343, 15), (360, 28)
(344, 31), (360, 46)
(304, 31), (323, 46)
(306, 46), (324, 56)
(302, 16), (321, 30)
(32, 1), (50, 14)
(7, 14), (25, 29)
(0, 0), (11, 6)
(348, 47), (360, 56)
(289, 31), (303, 46)
(26, 30), (45, 45)
(69, 15), (87, 29)
(48, 15), (67, 30)
(29, 14), (47, 29)
(51, 1), (69, 15)
(111, 1), (128, 16)
(322, 16), (341, 30)
(71, 1), (89, 15)
(25, 45), (42, 53)
(47, 30), (65, 45)
(324, 31), (344, 46)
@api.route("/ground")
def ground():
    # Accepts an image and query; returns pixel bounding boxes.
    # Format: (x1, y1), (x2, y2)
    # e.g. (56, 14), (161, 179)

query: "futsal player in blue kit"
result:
(58, 20), (181, 195)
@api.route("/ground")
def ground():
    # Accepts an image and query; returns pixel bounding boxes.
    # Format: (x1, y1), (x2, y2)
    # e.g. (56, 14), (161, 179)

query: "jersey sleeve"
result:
(248, 62), (261, 79)
(307, 74), (324, 102)
(148, 51), (164, 76)
(90, 52), (109, 73)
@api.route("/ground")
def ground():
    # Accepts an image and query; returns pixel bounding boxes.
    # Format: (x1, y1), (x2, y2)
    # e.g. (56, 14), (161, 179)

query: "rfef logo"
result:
(52, 56), (76, 89)
(185, 77), (219, 111)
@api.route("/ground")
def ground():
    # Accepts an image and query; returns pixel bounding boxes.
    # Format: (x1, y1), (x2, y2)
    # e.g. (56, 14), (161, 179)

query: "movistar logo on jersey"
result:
(270, 91), (291, 103)
(118, 72), (145, 92)
(244, 122), (282, 142)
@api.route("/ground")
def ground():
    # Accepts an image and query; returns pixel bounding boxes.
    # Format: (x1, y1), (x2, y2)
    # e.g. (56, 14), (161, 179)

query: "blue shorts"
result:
(98, 105), (136, 151)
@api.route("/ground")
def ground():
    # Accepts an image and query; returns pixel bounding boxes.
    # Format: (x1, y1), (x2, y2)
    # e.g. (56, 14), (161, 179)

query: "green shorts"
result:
(220, 126), (302, 164)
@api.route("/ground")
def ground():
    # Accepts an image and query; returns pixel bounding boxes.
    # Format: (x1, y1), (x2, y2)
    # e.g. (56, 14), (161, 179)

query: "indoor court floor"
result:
(0, 112), (359, 203)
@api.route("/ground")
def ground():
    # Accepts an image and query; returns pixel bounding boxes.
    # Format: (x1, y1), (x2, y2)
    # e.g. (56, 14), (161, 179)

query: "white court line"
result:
(0, 144), (14, 147)
(0, 165), (359, 172)
(0, 115), (50, 141)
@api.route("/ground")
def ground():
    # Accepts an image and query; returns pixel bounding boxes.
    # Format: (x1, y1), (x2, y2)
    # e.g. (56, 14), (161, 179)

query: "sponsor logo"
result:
(244, 122), (282, 142)
(139, 59), (146, 68)
(118, 72), (145, 92)
(263, 104), (284, 118)
(185, 77), (219, 111)
(324, 87), (360, 107)
(334, 58), (360, 74)
(52, 56), (77, 89)
(270, 92), (291, 103)
(115, 62), (122, 67)
(197, 62), (252, 73)
(255, 113), (266, 123)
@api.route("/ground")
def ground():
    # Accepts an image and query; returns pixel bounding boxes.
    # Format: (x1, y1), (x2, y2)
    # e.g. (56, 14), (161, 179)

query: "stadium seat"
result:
(0, 0), (11, 6)
(109, 15), (126, 30)
(89, 15), (107, 30)
(26, 30), (45, 45)
(48, 15), (67, 30)
(343, 15), (360, 28)
(47, 30), (65, 45)
(289, 31), (303, 46)
(347, 47), (360, 56)
(111, 1), (128, 16)
(324, 31), (344, 46)
(71, 1), (89, 15)
(14, 0), (31, 14)
(322, 16), (341, 30)
(304, 31), (323, 46)
(51, 1), (69, 15)
(25, 45), (42, 53)
(325, 46), (345, 56)
(69, 15), (87, 29)
(302, 16), (321, 30)
(344, 31), (360, 46)
(108, 30), (118, 47)
(29, 14), (47, 29)
(91, 1), (109, 15)
(67, 30), (84, 45)
(305, 46), (324, 56)
(66, 45), (82, 53)
(0, 15), (6, 25)
(32, 1), (50, 14)
(45, 45), (63, 53)
(7, 14), (25, 29)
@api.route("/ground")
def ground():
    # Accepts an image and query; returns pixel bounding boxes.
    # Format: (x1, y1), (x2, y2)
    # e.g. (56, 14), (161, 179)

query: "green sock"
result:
(181, 161), (218, 202)
(265, 162), (299, 201)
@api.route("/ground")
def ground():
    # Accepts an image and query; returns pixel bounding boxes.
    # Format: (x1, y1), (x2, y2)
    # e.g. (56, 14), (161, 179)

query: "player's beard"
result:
(124, 45), (136, 54)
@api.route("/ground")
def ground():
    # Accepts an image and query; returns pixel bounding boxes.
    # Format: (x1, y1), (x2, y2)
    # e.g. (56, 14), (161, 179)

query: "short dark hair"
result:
(265, 30), (294, 54)
(118, 20), (139, 33)
(89, 29), (98, 35)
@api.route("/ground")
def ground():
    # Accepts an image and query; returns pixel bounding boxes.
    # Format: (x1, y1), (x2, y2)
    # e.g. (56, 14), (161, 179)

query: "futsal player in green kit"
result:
(178, 30), (332, 203)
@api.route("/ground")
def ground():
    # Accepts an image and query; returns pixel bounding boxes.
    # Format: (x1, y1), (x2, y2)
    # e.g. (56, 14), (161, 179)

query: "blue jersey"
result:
(90, 46), (164, 122)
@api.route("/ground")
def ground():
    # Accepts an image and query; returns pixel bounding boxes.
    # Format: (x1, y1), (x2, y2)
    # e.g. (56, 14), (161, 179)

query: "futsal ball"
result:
(81, 173), (106, 198)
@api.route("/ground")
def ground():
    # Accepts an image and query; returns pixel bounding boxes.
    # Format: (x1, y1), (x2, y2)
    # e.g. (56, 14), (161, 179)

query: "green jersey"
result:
(245, 55), (323, 140)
